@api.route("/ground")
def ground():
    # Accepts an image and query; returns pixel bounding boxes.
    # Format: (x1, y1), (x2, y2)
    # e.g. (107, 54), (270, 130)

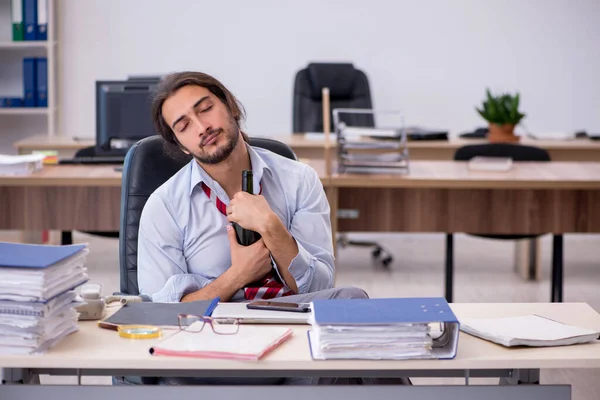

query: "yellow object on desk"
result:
(117, 325), (162, 339)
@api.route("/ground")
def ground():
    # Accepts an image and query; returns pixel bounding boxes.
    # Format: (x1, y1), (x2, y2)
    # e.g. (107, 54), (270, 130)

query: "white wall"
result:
(58, 0), (600, 139)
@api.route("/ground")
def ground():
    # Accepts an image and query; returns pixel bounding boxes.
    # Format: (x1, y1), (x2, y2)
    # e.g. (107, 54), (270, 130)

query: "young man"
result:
(130, 71), (410, 386)
(138, 70), (365, 304)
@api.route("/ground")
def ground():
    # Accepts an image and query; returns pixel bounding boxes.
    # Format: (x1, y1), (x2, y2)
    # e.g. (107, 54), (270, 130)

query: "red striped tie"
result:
(200, 182), (293, 300)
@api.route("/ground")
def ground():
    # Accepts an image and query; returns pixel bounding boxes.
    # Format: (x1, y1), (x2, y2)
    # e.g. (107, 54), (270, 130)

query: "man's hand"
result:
(226, 224), (272, 288)
(226, 192), (274, 234)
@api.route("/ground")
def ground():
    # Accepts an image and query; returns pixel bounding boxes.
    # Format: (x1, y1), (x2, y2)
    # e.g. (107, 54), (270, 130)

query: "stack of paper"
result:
(308, 298), (460, 360)
(0, 154), (45, 176)
(0, 242), (89, 354)
(337, 125), (409, 174)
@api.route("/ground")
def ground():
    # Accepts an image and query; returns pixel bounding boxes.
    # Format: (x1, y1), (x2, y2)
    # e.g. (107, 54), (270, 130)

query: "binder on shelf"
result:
(36, 0), (48, 41)
(308, 297), (460, 360)
(11, 0), (24, 41)
(0, 98), (24, 108)
(23, 0), (38, 41)
(36, 57), (48, 107)
(23, 57), (37, 107)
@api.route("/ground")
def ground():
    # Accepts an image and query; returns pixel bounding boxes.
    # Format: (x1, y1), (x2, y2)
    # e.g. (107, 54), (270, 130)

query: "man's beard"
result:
(193, 118), (240, 165)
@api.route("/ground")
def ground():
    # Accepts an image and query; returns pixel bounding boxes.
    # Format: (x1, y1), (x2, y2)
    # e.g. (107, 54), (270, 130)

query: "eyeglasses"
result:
(177, 314), (240, 335)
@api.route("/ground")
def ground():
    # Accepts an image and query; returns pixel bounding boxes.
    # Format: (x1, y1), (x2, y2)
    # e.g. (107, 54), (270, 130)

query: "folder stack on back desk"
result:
(0, 242), (89, 355)
(308, 297), (460, 360)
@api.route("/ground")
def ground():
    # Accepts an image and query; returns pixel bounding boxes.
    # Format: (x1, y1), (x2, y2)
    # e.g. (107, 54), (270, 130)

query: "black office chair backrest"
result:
(454, 143), (551, 162)
(293, 62), (375, 133)
(119, 135), (298, 295)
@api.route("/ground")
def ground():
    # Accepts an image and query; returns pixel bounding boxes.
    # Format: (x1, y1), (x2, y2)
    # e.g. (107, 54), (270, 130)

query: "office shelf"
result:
(0, 108), (52, 115)
(0, 41), (55, 50)
(0, 0), (58, 137)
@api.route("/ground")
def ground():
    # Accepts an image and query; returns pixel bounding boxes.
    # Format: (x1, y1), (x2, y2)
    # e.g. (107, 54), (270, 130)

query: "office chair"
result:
(119, 135), (298, 296)
(293, 62), (392, 267)
(60, 146), (120, 245)
(445, 143), (564, 303)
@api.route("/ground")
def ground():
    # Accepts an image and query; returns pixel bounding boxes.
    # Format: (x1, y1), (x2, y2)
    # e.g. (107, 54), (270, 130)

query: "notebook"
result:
(149, 324), (293, 361)
(99, 298), (219, 330)
(211, 302), (311, 324)
(460, 314), (600, 347)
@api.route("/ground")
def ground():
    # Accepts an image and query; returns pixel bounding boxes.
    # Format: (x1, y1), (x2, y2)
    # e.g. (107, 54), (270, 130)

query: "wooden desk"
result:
(1, 161), (598, 297)
(329, 161), (600, 234)
(0, 165), (122, 231)
(0, 302), (598, 399)
(14, 134), (600, 161)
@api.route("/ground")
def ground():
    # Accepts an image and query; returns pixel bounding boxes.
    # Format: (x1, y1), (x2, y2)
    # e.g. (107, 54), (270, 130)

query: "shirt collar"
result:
(189, 142), (272, 197)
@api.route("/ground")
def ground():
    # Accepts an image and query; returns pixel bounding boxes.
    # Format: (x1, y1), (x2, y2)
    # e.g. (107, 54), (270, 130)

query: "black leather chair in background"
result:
(119, 135), (298, 295)
(293, 62), (375, 133)
(445, 143), (564, 303)
(293, 62), (392, 267)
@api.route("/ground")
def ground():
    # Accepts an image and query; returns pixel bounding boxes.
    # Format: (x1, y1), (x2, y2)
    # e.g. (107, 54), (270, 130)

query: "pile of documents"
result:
(0, 154), (45, 176)
(0, 242), (89, 355)
(308, 297), (460, 360)
(336, 122), (410, 174)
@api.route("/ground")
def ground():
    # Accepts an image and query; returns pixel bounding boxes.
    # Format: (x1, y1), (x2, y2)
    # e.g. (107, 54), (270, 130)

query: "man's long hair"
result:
(151, 71), (249, 159)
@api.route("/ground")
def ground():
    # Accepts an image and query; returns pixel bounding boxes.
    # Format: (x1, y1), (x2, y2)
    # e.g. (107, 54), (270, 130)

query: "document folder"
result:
(308, 297), (459, 360)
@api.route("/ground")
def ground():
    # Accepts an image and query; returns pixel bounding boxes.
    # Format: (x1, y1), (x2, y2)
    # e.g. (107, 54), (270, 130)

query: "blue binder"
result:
(23, 0), (37, 41)
(36, 57), (47, 107)
(36, 0), (48, 41)
(310, 297), (460, 359)
(0, 242), (86, 268)
(0, 97), (24, 107)
(23, 57), (37, 107)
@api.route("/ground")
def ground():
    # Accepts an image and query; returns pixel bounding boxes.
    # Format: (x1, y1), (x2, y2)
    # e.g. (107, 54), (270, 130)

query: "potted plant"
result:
(476, 89), (526, 143)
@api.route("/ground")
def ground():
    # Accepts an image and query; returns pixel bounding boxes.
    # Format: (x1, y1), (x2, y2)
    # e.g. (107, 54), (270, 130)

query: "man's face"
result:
(161, 85), (240, 164)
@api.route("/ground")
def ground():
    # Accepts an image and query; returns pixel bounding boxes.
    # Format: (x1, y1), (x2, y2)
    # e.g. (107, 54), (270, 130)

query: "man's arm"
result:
(138, 194), (235, 302)
(259, 166), (335, 294)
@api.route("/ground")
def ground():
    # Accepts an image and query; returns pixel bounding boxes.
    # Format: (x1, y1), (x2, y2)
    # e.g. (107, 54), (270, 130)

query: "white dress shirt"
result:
(137, 143), (335, 302)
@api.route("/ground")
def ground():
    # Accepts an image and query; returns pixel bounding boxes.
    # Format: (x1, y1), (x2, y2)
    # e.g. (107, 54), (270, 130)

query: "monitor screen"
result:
(95, 79), (159, 155)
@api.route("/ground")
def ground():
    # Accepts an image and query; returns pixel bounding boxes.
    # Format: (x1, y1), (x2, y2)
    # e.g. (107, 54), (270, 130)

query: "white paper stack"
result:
(0, 242), (89, 354)
(0, 154), (45, 176)
(310, 323), (433, 360)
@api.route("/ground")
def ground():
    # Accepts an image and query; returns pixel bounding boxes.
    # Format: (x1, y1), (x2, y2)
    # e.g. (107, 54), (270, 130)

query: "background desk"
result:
(14, 134), (600, 161)
(0, 166), (122, 232)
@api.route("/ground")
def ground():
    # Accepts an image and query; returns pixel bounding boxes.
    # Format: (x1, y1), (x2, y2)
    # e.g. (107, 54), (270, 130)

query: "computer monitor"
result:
(95, 78), (160, 155)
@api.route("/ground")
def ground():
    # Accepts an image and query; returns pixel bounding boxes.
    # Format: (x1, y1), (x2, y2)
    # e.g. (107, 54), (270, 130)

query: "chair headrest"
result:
(306, 63), (357, 100)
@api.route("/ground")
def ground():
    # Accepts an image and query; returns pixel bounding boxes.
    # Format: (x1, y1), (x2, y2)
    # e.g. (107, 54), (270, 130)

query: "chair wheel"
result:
(381, 256), (393, 268)
(372, 247), (382, 258)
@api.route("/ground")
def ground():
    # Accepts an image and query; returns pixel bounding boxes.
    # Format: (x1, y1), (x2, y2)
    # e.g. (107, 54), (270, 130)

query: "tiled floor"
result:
(1, 230), (599, 398)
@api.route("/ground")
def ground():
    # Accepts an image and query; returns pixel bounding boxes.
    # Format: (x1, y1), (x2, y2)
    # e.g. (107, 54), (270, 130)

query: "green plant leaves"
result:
(476, 88), (525, 125)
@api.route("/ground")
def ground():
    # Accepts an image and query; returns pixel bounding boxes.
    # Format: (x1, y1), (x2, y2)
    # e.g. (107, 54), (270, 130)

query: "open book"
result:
(149, 324), (293, 361)
(460, 315), (599, 347)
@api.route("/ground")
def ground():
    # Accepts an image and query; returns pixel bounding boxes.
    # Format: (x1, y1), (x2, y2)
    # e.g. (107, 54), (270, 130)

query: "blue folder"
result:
(23, 0), (37, 41)
(23, 57), (36, 107)
(36, 57), (47, 107)
(310, 297), (460, 359)
(0, 242), (87, 269)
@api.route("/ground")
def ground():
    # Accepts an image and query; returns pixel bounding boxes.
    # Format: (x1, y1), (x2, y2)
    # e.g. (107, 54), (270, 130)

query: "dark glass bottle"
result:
(233, 170), (262, 246)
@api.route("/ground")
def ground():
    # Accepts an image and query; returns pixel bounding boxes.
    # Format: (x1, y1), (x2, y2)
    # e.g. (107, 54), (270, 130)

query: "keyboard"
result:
(58, 156), (125, 165)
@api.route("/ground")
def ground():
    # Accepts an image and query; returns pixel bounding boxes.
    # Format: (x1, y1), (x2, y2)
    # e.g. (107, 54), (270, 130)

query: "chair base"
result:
(337, 234), (393, 268)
